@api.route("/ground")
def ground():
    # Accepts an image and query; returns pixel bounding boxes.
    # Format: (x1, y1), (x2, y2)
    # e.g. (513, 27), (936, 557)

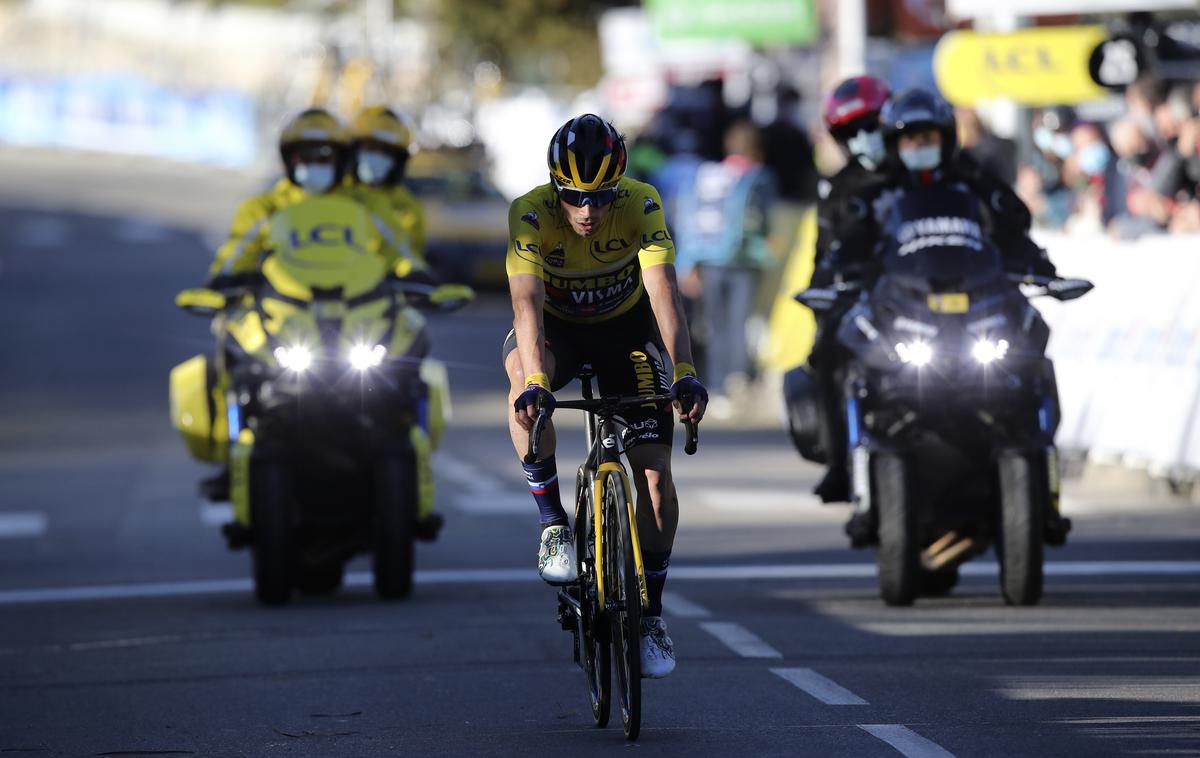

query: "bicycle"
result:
(527, 367), (698, 741)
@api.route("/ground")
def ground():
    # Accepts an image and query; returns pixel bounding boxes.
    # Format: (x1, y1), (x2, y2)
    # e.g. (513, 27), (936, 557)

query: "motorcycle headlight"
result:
(274, 345), (313, 372)
(349, 343), (387, 371)
(895, 341), (933, 367)
(971, 338), (1010, 364)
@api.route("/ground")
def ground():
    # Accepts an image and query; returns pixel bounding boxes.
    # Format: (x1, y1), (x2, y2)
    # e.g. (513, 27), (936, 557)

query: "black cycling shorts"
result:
(502, 297), (674, 450)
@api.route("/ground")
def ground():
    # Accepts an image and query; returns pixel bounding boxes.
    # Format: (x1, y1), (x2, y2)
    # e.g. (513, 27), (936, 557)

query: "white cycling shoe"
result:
(537, 525), (578, 584)
(640, 616), (676, 679)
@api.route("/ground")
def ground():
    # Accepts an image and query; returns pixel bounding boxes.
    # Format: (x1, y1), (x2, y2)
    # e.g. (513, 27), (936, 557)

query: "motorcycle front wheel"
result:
(372, 451), (417, 600)
(251, 458), (294, 606)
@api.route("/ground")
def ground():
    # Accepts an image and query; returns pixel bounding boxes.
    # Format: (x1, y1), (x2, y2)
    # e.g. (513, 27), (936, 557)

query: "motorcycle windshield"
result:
(264, 195), (387, 301)
(877, 183), (1004, 294)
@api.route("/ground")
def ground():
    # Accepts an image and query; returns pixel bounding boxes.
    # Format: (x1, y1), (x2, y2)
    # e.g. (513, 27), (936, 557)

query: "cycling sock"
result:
(643, 549), (671, 617)
(523, 456), (567, 528)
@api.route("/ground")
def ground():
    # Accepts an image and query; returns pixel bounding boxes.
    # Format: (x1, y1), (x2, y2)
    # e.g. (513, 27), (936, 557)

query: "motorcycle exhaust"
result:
(921, 531), (976, 571)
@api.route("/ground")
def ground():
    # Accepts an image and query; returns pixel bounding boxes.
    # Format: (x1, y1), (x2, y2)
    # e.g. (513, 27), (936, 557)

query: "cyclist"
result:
(504, 114), (707, 679)
(347, 105), (431, 279)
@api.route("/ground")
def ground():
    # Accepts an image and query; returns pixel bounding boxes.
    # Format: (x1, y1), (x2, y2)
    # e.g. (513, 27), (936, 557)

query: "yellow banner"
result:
(934, 26), (1108, 107)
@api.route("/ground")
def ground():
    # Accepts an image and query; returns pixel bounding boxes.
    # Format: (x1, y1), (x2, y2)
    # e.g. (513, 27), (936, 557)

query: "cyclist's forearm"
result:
(510, 277), (548, 383)
(645, 266), (695, 373)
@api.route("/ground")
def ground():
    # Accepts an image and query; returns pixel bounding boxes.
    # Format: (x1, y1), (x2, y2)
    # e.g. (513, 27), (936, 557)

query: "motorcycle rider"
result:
(347, 105), (430, 277)
(793, 76), (892, 503)
(813, 87), (1057, 510)
(200, 107), (445, 541)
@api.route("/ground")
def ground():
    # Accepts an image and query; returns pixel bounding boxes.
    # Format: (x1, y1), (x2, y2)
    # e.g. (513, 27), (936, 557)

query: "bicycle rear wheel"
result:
(603, 472), (641, 741)
(576, 480), (610, 727)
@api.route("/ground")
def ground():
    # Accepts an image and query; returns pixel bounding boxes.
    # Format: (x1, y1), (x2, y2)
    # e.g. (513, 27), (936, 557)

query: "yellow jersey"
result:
(505, 177), (674, 323)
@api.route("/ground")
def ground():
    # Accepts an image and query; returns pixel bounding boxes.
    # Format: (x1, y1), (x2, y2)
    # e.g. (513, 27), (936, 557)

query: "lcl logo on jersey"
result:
(591, 237), (630, 254)
(641, 229), (671, 246)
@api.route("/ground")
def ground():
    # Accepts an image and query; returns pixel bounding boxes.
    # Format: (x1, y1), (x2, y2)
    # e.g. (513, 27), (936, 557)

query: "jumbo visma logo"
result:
(628, 350), (659, 398)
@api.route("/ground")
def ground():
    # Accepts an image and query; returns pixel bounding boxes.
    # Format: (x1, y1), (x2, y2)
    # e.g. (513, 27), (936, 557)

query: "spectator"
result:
(1019, 107), (1075, 229)
(761, 86), (819, 204)
(674, 121), (776, 410)
(957, 107), (1017, 185)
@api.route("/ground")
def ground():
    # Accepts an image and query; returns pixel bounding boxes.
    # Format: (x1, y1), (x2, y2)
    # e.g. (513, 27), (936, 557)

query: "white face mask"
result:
(846, 129), (885, 171)
(356, 149), (396, 185)
(899, 145), (942, 172)
(294, 163), (336, 193)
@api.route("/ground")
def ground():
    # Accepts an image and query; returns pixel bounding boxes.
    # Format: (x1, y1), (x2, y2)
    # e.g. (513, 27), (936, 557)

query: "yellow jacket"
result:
(209, 178), (418, 279)
(346, 182), (428, 266)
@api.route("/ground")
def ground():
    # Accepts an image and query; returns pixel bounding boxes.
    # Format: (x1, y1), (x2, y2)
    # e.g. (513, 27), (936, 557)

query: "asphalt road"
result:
(1, 153), (1198, 757)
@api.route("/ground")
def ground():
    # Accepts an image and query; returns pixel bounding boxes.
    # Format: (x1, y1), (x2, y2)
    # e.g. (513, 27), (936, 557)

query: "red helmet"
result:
(822, 76), (891, 140)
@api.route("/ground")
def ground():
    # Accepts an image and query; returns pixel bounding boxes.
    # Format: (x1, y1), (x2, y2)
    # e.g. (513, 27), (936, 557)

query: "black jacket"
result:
(818, 152), (1055, 284)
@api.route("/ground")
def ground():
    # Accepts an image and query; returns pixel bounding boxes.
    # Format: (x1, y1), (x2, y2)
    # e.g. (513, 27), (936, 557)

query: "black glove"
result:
(514, 385), (555, 417)
(671, 375), (709, 406)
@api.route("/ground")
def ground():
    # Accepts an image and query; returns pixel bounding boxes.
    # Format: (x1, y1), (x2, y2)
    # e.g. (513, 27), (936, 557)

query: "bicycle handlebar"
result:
(525, 392), (701, 461)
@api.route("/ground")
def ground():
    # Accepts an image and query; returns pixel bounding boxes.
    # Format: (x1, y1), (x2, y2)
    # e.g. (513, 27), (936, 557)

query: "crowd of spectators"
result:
(1016, 76), (1200, 238)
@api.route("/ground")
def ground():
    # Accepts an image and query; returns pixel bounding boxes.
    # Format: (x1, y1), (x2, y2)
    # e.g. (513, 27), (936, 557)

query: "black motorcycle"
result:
(791, 184), (1091, 606)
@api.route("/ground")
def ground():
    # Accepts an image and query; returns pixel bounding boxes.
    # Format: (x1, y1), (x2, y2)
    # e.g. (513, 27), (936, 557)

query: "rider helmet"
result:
(279, 107), (350, 193)
(879, 88), (957, 174)
(823, 76), (890, 170)
(546, 114), (627, 207)
(350, 105), (415, 186)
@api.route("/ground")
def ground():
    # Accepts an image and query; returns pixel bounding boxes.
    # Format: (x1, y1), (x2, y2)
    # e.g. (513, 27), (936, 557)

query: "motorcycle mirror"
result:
(794, 287), (838, 312)
(1046, 278), (1093, 301)
(175, 288), (227, 317)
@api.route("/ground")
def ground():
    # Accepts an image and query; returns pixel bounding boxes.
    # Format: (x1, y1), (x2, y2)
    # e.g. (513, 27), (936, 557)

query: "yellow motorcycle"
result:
(169, 196), (469, 605)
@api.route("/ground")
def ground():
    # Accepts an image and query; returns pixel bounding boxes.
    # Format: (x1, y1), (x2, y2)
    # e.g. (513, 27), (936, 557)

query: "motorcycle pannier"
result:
(169, 355), (229, 463)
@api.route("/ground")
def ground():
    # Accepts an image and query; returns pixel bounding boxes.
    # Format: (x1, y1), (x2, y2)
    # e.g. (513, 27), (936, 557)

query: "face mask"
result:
(1078, 142), (1110, 176)
(356, 149), (396, 185)
(846, 129), (885, 171)
(294, 163), (336, 193)
(899, 145), (941, 172)
(1034, 127), (1072, 159)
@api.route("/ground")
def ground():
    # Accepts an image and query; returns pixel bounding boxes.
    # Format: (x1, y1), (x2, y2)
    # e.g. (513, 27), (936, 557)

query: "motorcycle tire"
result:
(873, 453), (919, 607)
(250, 458), (294, 606)
(372, 452), (418, 600)
(997, 453), (1046, 606)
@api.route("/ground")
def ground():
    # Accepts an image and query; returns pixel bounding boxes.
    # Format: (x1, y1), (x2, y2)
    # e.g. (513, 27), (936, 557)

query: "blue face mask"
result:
(356, 149), (396, 185)
(1035, 127), (1072, 159)
(899, 145), (941, 172)
(1078, 142), (1110, 176)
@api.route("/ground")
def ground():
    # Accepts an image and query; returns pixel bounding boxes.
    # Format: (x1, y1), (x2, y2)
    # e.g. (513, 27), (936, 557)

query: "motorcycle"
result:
(792, 184), (1091, 606)
(168, 195), (470, 605)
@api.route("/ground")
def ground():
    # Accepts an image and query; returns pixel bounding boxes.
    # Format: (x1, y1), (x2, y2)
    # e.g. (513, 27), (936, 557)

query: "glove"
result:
(670, 375), (708, 406)
(514, 375), (555, 417)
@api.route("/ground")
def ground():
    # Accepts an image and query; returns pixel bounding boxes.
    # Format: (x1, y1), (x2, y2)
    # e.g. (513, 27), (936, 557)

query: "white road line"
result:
(696, 487), (832, 513)
(434, 457), (510, 494)
(660, 591), (711, 618)
(435, 458), (532, 514)
(699, 621), (782, 659)
(0, 560), (1197, 606)
(0, 512), (47, 539)
(771, 667), (869, 705)
(858, 724), (957, 758)
(452, 495), (534, 515)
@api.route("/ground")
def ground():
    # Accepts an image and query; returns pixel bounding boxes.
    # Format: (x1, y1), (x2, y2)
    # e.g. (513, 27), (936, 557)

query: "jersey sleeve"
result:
(505, 198), (544, 278)
(634, 185), (675, 268)
(209, 196), (271, 278)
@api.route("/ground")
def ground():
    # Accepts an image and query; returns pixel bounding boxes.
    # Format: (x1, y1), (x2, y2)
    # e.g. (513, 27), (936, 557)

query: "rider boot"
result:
(811, 346), (851, 504)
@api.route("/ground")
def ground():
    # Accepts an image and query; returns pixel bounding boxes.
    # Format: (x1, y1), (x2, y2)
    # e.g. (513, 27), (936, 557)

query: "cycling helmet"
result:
(880, 88), (957, 171)
(350, 105), (414, 185)
(823, 75), (890, 140)
(278, 107), (350, 188)
(546, 114), (627, 205)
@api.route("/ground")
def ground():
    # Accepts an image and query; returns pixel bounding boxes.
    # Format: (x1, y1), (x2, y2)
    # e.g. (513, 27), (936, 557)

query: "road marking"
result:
(660, 591), (711, 618)
(201, 503), (234, 527)
(858, 724), (957, 758)
(771, 667), (869, 705)
(435, 458), (532, 514)
(0, 512), (47, 539)
(0, 560), (1197, 606)
(699, 621), (782, 659)
(696, 487), (832, 513)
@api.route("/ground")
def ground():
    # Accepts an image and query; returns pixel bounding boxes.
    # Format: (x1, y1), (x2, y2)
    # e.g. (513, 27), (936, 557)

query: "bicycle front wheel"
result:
(603, 471), (641, 741)
(576, 478), (610, 727)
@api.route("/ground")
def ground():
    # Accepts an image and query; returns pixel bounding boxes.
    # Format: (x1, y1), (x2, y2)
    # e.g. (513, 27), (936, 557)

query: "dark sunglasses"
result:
(554, 180), (617, 208)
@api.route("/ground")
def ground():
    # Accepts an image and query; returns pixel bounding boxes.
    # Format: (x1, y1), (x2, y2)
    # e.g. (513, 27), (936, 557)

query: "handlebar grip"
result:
(679, 396), (699, 455)
(524, 399), (548, 464)
(684, 421), (698, 456)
